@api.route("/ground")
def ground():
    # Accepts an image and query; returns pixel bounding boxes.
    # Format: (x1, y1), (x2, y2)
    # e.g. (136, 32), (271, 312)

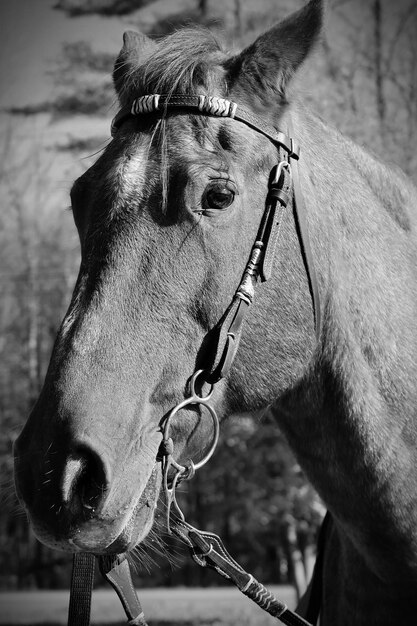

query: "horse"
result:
(14, 0), (417, 623)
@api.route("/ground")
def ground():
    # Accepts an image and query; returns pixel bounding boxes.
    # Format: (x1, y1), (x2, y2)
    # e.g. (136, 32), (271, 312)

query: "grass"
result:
(0, 586), (296, 625)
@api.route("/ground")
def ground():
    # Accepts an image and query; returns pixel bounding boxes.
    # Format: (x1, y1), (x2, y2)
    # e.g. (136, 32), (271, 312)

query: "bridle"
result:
(67, 93), (322, 626)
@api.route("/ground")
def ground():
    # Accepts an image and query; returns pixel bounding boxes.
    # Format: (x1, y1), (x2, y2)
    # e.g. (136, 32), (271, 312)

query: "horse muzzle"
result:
(14, 430), (161, 554)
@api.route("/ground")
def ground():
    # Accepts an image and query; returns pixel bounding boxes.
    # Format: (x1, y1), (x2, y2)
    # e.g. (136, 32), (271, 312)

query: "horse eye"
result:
(202, 181), (236, 212)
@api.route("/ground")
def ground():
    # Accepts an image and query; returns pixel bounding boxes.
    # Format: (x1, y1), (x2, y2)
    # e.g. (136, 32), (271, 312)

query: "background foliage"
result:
(0, 0), (416, 591)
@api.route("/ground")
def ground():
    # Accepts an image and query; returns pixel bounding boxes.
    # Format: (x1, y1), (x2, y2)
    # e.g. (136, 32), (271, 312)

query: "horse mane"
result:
(347, 142), (414, 232)
(301, 109), (415, 233)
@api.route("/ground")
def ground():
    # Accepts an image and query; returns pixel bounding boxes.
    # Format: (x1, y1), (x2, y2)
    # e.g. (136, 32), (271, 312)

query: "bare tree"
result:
(234, 0), (243, 37)
(373, 0), (385, 130)
(0, 123), (79, 587)
(199, 0), (208, 18)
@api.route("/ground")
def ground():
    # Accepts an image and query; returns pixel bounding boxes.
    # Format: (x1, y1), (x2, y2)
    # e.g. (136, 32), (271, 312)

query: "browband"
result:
(111, 94), (300, 159)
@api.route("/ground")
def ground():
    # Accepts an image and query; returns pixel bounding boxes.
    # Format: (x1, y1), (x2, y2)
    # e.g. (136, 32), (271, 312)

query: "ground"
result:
(0, 586), (296, 625)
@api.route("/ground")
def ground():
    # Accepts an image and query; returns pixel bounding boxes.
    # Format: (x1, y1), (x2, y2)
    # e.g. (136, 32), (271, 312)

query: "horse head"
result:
(14, 0), (323, 556)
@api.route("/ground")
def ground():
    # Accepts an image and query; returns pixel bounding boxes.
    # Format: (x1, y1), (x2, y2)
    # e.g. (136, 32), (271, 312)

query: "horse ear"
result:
(226, 0), (324, 105)
(113, 31), (157, 101)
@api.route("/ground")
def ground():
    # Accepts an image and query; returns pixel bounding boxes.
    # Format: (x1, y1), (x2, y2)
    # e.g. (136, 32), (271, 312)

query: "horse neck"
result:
(274, 104), (417, 608)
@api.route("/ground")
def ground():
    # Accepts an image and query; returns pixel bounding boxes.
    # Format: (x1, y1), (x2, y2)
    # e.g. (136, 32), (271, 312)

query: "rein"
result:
(67, 94), (321, 626)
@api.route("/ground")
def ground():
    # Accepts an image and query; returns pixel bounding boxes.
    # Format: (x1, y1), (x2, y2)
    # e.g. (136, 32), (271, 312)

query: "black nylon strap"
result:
(68, 553), (95, 626)
(68, 552), (149, 626)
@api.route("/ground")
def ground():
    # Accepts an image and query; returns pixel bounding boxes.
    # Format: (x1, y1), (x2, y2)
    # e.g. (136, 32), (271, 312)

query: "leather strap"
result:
(304, 512), (332, 625)
(99, 555), (148, 625)
(68, 553), (95, 626)
(172, 519), (313, 626)
(261, 157), (291, 281)
(286, 118), (321, 340)
(204, 297), (250, 384)
(204, 159), (292, 383)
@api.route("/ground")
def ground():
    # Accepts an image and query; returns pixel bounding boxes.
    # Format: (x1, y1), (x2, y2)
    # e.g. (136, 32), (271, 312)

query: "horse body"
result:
(14, 0), (417, 623)
(271, 108), (417, 623)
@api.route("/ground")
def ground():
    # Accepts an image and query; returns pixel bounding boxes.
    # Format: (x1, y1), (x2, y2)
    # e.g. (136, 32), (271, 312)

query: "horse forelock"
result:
(111, 28), (237, 215)
(111, 27), (277, 218)
(119, 27), (229, 102)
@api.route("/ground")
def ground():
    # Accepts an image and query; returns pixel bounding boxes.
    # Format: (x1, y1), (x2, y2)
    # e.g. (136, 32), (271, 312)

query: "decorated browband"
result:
(110, 93), (300, 159)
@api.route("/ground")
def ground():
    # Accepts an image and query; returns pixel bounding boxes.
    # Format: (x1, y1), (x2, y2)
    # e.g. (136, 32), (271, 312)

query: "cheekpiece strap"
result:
(111, 94), (299, 159)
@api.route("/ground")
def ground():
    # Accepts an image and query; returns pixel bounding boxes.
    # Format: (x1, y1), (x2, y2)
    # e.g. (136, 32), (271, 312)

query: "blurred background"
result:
(0, 0), (416, 618)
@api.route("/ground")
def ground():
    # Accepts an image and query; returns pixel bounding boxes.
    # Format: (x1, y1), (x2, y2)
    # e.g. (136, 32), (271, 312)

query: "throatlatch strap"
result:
(68, 553), (95, 626)
(286, 118), (321, 340)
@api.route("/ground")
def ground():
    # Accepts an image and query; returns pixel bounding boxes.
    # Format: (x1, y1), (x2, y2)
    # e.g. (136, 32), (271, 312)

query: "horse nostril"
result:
(61, 446), (108, 516)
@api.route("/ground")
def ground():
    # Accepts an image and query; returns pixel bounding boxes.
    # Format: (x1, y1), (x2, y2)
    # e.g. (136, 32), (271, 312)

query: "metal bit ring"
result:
(162, 370), (219, 472)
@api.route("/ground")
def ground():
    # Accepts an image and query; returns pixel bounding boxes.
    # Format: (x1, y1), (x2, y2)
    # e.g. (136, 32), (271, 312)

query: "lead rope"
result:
(171, 518), (313, 626)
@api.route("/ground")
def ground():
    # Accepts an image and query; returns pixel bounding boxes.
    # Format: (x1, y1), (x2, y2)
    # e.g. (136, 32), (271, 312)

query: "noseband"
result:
(69, 94), (321, 626)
